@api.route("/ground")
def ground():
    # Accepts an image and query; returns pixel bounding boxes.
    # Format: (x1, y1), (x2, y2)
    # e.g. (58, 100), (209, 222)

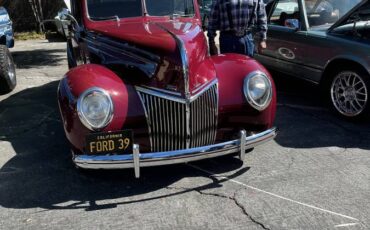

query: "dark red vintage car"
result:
(58, 0), (277, 177)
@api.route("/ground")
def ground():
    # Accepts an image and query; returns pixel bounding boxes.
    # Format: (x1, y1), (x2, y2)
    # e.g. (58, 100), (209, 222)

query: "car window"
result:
(269, 0), (300, 26)
(145, 0), (195, 17)
(305, 0), (361, 29)
(87, 0), (142, 19)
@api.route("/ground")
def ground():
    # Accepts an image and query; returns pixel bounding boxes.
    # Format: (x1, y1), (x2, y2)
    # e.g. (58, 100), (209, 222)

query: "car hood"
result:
(85, 18), (211, 95)
(329, 0), (370, 30)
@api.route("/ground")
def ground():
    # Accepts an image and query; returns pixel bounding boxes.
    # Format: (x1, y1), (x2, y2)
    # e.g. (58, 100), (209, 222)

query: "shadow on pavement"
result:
(12, 48), (66, 69)
(0, 81), (245, 211)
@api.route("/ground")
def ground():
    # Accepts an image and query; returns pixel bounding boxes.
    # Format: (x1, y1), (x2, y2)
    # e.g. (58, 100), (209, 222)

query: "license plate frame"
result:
(85, 130), (133, 155)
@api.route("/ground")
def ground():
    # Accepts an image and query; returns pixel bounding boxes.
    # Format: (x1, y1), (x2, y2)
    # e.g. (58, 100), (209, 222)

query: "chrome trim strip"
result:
(154, 23), (190, 98)
(136, 86), (186, 104)
(153, 23), (192, 149)
(74, 128), (277, 173)
(136, 79), (218, 104)
(142, 85), (182, 97)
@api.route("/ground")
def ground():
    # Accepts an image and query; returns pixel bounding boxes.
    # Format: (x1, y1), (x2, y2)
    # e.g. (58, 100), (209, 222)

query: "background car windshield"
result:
(87, 0), (142, 19)
(304, 0), (361, 28)
(145, 0), (195, 16)
(0, 7), (9, 24)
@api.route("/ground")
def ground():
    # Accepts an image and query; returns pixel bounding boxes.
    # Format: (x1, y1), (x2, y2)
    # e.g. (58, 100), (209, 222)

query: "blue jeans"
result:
(219, 32), (255, 57)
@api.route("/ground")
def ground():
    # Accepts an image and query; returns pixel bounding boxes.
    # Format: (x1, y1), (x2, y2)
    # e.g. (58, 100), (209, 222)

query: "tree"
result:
(0, 0), (66, 32)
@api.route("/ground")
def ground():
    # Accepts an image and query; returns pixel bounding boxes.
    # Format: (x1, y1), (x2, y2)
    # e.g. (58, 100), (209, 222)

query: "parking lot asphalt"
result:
(1, 40), (370, 230)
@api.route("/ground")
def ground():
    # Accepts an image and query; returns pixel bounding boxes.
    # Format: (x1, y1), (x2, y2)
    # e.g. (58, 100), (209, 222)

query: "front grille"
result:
(137, 83), (218, 152)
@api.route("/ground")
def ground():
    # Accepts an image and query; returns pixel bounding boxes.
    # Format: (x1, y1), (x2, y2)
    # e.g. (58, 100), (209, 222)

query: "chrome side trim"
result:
(74, 128), (277, 177)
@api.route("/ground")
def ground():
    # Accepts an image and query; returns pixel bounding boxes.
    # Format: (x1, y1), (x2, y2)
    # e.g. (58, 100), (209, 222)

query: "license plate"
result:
(85, 130), (133, 155)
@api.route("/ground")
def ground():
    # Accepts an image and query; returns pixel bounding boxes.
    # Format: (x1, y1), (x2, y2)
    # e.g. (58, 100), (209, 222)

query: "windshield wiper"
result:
(90, 15), (120, 26)
(170, 13), (194, 19)
(90, 15), (119, 22)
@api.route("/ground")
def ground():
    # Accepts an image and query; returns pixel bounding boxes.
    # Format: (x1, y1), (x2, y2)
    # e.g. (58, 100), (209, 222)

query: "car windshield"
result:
(145, 0), (195, 17)
(0, 8), (9, 24)
(304, 0), (362, 28)
(87, 0), (143, 19)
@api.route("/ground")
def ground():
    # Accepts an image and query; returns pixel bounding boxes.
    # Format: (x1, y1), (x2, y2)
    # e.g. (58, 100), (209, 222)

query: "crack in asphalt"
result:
(167, 186), (270, 230)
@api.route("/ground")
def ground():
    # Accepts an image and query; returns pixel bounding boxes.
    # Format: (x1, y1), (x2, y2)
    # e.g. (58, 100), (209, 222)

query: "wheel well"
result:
(321, 59), (369, 87)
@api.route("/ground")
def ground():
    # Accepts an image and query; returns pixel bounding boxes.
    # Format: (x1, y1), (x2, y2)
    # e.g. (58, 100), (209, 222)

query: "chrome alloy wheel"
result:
(7, 52), (16, 85)
(330, 71), (368, 117)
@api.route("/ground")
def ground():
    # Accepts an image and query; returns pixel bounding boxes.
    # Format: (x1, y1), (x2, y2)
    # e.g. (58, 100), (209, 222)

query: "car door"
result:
(255, 0), (309, 79)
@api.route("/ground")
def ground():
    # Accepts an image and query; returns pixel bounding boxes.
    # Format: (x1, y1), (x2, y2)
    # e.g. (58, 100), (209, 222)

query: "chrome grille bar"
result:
(137, 81), (218, 152)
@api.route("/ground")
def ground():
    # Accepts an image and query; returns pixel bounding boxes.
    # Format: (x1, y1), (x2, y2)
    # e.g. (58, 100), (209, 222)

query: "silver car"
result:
(255, 0), (370, 119)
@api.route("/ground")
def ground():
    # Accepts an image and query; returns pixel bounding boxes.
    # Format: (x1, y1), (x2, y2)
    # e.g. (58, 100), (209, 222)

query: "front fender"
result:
(58, 64), (131, 152)
(210, 54), (276, 130)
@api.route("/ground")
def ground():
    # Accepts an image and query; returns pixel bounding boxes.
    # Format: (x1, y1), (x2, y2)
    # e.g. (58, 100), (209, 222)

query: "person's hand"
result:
(258, 41), (267, 54)
(209, 42), (218, 56)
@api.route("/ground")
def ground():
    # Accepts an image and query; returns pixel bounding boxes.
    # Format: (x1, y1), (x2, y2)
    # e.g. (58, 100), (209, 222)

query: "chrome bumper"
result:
(74, 127), (277, 178)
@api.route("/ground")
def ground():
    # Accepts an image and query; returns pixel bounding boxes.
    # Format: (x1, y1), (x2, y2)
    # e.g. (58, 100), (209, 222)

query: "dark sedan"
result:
(255, 0), (370, 119)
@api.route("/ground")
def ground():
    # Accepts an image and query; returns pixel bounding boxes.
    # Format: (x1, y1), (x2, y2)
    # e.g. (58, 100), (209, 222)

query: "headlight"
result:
(243, 71), (272, 111)
(77, 87), (113, 130)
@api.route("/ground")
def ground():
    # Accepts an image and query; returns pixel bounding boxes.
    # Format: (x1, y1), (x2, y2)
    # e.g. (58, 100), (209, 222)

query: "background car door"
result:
(255, 0), (309, 79)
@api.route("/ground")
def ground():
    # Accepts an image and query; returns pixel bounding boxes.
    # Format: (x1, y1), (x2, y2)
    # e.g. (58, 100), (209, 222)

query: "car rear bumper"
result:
(73, 127), (277, 178)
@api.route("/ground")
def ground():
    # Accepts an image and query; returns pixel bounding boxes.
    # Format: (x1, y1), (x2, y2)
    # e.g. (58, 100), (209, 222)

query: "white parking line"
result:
(188, 164), (359, 222)
(334, 223), (358, 228)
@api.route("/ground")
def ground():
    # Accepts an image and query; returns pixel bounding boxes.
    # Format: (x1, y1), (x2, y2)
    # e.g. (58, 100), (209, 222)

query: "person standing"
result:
(207, 0), (268, 57)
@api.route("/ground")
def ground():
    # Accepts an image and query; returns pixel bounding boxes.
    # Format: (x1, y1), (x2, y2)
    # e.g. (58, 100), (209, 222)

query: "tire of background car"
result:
(0, 45), (16, 94)
(328, 66), (370, 120)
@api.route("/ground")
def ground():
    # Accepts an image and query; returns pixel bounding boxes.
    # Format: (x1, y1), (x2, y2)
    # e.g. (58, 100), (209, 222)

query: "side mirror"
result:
(59, 8), (71, 20)
(284, 19), (300, 30)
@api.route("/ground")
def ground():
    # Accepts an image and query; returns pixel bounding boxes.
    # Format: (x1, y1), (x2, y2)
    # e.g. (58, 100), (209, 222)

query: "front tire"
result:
(0, 45), (16, 94)
(329, 67), (370, 120)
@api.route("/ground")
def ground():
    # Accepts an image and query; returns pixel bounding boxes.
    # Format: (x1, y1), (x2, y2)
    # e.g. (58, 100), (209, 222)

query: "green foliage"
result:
(14, 32), (45, 41)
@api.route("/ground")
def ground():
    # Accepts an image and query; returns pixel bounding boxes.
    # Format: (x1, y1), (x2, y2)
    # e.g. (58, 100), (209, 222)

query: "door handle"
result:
(278, 47), (295, 60)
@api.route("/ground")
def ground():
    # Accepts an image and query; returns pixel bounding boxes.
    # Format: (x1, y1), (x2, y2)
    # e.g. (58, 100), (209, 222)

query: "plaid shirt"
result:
(207, 0), (267, 42)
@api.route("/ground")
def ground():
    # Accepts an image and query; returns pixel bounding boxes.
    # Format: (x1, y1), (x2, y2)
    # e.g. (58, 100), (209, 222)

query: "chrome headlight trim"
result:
(77, 87), (114, 131)
(243, 71), (272, 111)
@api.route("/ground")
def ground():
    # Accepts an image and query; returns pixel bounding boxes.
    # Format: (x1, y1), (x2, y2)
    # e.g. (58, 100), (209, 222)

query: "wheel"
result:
(329, 67), (370, 119)
(0, 45), (16, 94)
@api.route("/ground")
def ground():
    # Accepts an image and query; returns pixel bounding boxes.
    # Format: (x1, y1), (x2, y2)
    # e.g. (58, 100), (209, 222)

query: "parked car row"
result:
(0, 7), (16, 95)
(4, 0), (367, 177)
